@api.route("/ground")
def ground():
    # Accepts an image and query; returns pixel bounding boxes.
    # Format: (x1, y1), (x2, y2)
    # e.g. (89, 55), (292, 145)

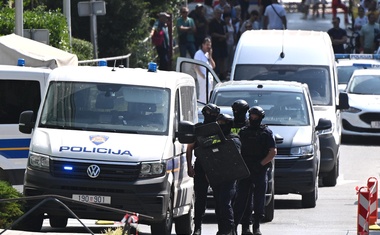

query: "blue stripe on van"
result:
(0, 139), (30, 159)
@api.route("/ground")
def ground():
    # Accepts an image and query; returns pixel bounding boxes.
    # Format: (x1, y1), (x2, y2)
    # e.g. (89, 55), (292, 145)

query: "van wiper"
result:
(84, 127), (139, 134)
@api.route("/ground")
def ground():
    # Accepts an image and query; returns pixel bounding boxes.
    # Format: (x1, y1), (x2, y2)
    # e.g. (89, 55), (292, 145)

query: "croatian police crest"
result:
(89, 135), (109, 145)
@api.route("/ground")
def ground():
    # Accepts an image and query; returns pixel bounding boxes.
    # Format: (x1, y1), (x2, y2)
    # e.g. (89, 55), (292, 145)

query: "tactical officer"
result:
(231, 100), (254, 234)
(231, 99), (250, 134)
(212, 113), (241, 235)
(186, 103), (220, 235)
(233, 106), (276, 235)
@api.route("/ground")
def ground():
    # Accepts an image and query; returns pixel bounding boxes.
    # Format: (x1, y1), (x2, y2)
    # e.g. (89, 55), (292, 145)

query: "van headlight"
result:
(29, 152), (50, 172)
(290, 145), (314, 157)
(139, 162), (166, 178)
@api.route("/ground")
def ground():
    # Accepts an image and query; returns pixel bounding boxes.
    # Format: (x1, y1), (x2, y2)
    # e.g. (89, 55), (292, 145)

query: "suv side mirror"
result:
(19, 110), (35, 134)
(177, 121), (196, 143)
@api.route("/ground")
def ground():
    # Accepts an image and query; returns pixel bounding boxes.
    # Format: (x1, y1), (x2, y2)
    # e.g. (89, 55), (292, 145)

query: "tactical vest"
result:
(239, 125), (271, 163)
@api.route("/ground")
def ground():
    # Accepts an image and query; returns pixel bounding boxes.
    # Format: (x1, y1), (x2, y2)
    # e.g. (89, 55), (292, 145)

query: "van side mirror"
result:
(177, 121), (196, 144)
(19, 111), (35, 134)
(337, 92), (349, 110)
(315, 118), (332, 131)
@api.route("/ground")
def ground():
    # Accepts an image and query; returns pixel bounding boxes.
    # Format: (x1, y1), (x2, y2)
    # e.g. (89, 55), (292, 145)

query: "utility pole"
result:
(63, 0), (72, 50)
(78, 0), (105, 59)
(90, 0), (98, 59)
(15, 0), (23, 36)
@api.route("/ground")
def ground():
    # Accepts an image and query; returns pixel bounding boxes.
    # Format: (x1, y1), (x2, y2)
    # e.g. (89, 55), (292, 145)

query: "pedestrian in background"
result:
(209, 8), (228, 81)
(186, 104), (220, 235)
(176, 6), (197, 58)
(224, 12), (236, 75)
(150, 12), (170, 71)
(194, 37), (216, 103)
(263, 0), (287, 30)
(234, 106), (277, 235)
(189, 3), (209, 50)
(360, 12), (380, 53)
(331, 0), (349, 25)
(327, 16), (348, 53)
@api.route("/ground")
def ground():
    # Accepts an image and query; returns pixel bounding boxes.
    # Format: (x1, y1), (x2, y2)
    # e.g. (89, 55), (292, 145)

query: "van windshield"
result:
(234, 65), (331, 106)
(214, 90), (310, 126)
(39, 82), (170, 135)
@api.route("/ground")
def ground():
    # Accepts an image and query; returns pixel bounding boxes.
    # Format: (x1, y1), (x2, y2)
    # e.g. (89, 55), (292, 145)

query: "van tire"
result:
(151, 194), (173, 235)
(322, 160), (338, 187)
(301, 177), (318, 208)
(12, 212), (44, 231)
(264, 191), (275, 222)
(174, 196), (194, 234)
(49, 216), (68, 228)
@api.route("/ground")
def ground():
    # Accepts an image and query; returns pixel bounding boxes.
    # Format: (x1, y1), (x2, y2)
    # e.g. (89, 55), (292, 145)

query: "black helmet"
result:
(232, 99), (249, 113)
(216, 113), (234, 136)
(216, 113), (234, 124)
(202, 103), (220, 116)
(248, 106), (265, 119)
(202, 103), (220, 123)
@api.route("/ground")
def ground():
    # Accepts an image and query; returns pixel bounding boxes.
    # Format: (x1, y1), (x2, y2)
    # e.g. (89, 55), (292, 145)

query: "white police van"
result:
(19, 63), (197, 235)
(0, 62), (50, 185)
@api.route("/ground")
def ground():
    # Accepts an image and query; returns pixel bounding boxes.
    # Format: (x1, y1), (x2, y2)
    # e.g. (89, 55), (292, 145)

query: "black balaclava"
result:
(249, 117), (262, 129)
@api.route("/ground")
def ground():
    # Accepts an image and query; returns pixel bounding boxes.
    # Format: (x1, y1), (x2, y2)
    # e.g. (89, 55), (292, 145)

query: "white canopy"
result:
(0, 33), (78, 69)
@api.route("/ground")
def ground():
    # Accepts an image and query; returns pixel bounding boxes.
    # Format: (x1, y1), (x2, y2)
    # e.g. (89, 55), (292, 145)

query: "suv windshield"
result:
(234, 65), (331, 106)
(214, 90), (310, 126)
(39, 82), (170, 135)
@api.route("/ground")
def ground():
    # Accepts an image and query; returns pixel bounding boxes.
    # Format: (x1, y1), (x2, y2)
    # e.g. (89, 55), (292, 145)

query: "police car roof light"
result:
(148, 62), (157, 72)
(17, 58), (25, 66)
(352, 63), (373, 68)
(98, 60), (107, 67)
(335, 54), (380, 60)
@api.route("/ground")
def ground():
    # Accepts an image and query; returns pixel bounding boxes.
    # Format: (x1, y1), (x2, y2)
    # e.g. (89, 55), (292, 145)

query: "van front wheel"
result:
(322, 159), (338, 187)
(49, 216), (68, 228)
(174, 196), (194, 234)
(151, 194), (173, 235)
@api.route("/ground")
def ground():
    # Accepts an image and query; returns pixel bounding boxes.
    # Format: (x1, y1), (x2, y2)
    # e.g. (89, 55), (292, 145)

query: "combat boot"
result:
(193, 227), (201, 235)
(253, 222), (262, 235)
(241, 224), (253, 235)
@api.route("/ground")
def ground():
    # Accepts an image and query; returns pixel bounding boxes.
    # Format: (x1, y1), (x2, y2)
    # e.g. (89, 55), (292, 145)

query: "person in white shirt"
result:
(354, 6), (369, 32)
(194, 37), (216, 103)
(263, 0), (287, 30)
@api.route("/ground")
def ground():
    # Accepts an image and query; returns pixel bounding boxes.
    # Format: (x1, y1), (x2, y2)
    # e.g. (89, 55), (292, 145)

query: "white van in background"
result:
(19, 65), (196, 235)
(230, 30), (349, 186)
(0, 33), (78, 185)
(0, 64), (50, 185)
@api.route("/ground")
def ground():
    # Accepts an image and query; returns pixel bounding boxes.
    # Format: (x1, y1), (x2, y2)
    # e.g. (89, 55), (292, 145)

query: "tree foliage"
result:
(0, 181), (24, 229)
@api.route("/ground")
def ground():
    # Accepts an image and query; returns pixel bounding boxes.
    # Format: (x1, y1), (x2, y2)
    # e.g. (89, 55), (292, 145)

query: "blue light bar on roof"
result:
(335, 54), (380, 60)
(352, 63), (374, 68)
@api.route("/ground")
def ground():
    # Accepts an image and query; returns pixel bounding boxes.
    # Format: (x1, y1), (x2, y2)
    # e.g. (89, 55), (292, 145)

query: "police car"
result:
(341, 68), (380, 137)
(209, 80), (333, 210)
(335, 54), (380, 91)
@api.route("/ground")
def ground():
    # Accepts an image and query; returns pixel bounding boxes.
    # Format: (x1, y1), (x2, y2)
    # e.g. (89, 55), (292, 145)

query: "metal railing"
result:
(78, 53), (132, 67)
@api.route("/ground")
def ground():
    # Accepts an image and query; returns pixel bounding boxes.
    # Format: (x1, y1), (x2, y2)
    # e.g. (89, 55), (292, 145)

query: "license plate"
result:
(72, 194), (111, 204)
(371, 121), (380, 128)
